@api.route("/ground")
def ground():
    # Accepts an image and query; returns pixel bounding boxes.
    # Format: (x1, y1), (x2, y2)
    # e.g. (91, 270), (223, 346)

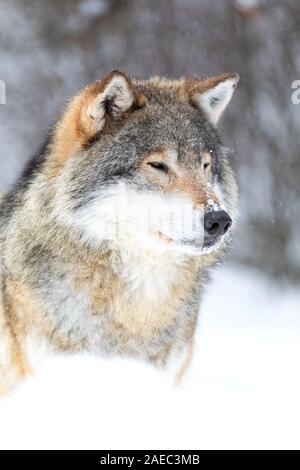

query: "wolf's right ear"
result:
(83, 70), (147, 134)
(48, 71), (147, 176)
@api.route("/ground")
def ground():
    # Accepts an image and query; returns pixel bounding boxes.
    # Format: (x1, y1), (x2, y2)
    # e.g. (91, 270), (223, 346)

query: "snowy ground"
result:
(0, 262), (299, 450)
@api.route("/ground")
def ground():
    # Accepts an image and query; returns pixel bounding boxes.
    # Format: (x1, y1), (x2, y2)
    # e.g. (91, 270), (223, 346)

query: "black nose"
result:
(204, 210), (232, 238)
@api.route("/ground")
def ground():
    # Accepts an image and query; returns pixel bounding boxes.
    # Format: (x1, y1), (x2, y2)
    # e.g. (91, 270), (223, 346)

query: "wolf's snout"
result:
(204, 210), (232, 241)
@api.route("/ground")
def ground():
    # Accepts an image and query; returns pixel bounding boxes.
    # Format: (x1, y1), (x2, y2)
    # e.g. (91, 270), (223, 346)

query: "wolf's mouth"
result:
(155, 231), (221, 253)
(156, 231), (174, 244)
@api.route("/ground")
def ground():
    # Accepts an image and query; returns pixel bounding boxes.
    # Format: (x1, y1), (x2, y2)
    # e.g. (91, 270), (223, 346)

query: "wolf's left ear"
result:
(187, 73), (239, 125)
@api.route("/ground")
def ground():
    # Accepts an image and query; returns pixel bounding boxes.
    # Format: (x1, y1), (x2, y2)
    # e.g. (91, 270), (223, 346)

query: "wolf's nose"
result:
(204, 210), (232, 238)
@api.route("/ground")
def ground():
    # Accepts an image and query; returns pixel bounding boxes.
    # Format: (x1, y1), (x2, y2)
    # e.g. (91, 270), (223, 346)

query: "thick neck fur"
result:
(2, 180), (211, 356)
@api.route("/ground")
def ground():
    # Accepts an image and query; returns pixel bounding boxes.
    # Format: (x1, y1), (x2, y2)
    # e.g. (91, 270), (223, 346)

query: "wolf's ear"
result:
(187, 73), (239, 125)
(84, 70), (147, 133)
(48, 71), (147, 177)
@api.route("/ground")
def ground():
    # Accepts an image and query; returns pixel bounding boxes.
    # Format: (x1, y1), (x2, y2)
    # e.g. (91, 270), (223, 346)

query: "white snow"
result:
(0, 262), (299, 450)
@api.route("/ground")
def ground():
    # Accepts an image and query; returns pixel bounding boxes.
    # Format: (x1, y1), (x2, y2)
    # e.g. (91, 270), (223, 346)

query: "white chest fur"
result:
(119, 248), (188, 306)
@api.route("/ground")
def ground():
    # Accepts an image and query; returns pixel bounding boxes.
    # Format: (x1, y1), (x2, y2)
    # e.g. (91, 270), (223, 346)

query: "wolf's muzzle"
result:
(204, 209), (232, 247)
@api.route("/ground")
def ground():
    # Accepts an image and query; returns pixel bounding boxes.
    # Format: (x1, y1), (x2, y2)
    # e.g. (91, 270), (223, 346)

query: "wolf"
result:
(0, 70), (239, 394)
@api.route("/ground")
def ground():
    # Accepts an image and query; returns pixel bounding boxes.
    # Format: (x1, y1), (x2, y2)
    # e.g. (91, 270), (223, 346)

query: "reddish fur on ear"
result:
(184, 73), (239, 97)
(47, 71), (147, 177)
(184, 73), (239, 124)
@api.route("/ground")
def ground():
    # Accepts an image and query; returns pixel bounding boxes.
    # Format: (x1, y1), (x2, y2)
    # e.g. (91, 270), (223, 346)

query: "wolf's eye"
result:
(147, 162), (169, 173)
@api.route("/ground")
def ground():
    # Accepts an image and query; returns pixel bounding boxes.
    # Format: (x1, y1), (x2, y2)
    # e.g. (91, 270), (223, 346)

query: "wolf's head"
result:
(48, 70), (239, 256)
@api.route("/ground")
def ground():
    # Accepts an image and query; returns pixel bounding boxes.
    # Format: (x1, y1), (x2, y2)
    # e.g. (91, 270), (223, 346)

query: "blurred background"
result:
(1, 0), (300, 450)
(0, 0), (299, 282)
